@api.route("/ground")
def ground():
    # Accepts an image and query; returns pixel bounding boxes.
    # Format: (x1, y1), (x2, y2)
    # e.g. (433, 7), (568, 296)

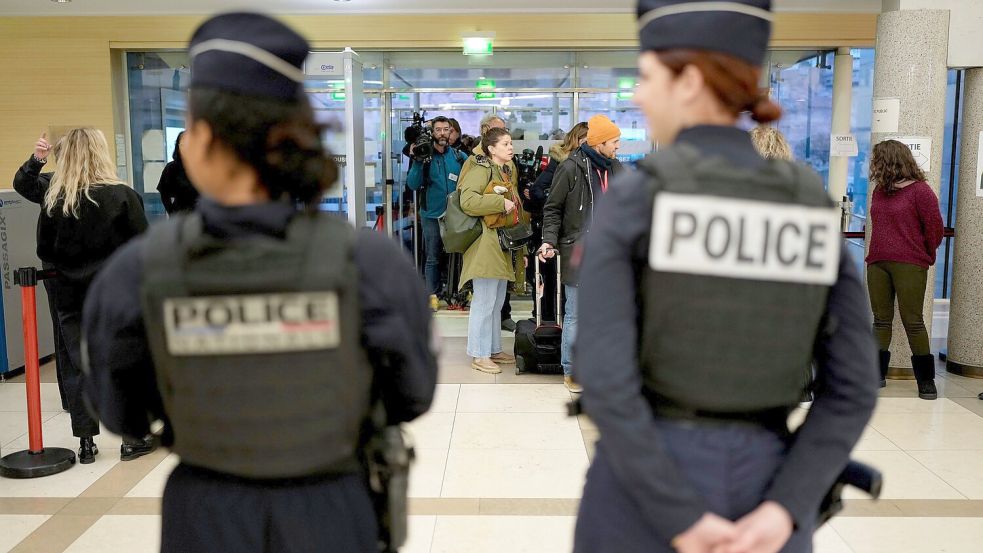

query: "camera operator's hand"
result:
(503, 199), (516, 214)
(408, 143), (416, 155)
(538, 243), (556, 262)
(34, 132), (52, 161)
(523, 189), (531, 200)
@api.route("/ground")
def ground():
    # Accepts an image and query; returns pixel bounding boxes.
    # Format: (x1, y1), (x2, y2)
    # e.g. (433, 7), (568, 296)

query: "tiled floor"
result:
(2, 307), (983, 552)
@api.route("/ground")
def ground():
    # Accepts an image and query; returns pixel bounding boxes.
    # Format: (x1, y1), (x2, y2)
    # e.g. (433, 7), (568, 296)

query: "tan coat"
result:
(458, 154), (526, 288)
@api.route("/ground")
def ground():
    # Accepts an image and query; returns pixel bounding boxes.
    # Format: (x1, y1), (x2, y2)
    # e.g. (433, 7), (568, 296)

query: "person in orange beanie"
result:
(538, 113), (624, 392)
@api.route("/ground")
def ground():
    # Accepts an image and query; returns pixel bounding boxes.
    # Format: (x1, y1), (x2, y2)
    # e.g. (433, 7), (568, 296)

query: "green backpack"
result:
(438, 159), (483, 253)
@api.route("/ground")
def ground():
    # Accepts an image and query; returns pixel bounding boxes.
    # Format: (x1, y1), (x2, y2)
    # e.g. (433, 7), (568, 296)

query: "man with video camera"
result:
(407, 116), (466, 310)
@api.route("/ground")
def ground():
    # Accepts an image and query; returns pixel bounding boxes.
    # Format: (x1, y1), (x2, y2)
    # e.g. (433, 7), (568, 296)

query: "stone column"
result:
(947, 67), (983, 378)
(866, 9), (950, 374)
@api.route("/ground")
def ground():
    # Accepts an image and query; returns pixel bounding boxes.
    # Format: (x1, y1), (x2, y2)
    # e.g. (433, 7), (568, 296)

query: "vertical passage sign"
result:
(977, 132), (983, 197)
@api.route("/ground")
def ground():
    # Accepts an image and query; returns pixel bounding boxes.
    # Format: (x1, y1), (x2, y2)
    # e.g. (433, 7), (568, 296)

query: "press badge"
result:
(649, 193), (840, 285)
(449, 173), (459, 182)
(163, 292), (341, 355)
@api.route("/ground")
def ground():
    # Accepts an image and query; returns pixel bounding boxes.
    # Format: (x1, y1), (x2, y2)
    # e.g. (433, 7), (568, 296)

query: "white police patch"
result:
(163, 292), (340, 355)
(649, 193), (840, 285)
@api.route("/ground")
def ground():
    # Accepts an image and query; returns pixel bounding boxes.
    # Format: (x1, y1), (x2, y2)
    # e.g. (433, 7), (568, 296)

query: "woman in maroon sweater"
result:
(866, 140), (944, 400)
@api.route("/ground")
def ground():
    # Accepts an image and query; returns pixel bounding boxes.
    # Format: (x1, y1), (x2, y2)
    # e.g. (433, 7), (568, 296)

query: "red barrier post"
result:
(22, 284), (44, 453)
(0, 267), (76, 479)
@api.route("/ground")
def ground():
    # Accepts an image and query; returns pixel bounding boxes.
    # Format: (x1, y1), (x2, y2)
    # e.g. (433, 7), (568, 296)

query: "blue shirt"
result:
(406, 147), (465, 219)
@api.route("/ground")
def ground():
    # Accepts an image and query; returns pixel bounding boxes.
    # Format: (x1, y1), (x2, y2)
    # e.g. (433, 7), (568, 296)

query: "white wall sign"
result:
(872, 97), (901, 134)
(884, 136), (932, 173)
(976, 131), (983, 198)
(830, 134), (859, 157)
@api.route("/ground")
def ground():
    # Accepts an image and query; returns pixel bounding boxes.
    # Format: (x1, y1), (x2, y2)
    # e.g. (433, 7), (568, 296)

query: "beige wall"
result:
(0, 13), (877, 186)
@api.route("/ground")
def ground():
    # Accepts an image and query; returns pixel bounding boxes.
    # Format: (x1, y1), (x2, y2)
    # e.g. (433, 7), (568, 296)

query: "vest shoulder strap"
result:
(288, 213), (356, 290)
(143, 214), (204, 291)
(637, 144), (700, 196)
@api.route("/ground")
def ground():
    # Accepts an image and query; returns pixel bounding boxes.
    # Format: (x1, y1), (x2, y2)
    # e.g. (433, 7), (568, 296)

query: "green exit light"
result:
(617, 91), (635, 100)
(463, 37), (494, 56)
(330, 81), (346, 101)
(475, 78), (496, 100)
(618, 77), (636, 89)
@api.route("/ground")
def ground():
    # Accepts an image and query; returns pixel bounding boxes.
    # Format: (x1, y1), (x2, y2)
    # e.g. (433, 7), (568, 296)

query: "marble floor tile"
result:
(908, 449), (983, 499)
(853, 425), (900, 451)
(0, 514), (50, 552)
(813, 524), (854, 553)
(441, 449), (588, 499)
(456, 384), (572, 414)
(831, 517), (983, 553)
(125, 455), (181, 499)
(873, 397), (973, 415)
(845, 450), (964, 500)
(402, 515), (437, 553)
(869, 411), (983, 451)
(405, 412), (456, 451)
(409, 449), (449, 498)
(0, 383), (64, 413)
(0, 410), (62, 448)
(429, 384), (461, 413)
(429, 516), (575, 553)
(450, 412), (585, 451)
(62, 515), (161, 553)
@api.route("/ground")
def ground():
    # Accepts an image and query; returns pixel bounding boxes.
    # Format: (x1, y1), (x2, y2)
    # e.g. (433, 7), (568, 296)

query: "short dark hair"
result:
(480, 127), (511, 158)
(188, 87), (338, 211)
(431, 116), (451, 127)
(448, 118), (462, 134)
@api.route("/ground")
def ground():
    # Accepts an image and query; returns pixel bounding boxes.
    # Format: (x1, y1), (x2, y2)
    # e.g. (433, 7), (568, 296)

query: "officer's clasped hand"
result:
(674, 501), (793, 553)
(538, 243), (557, 262)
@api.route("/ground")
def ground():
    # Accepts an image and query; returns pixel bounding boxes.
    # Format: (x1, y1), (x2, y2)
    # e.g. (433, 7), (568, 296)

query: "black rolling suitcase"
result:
(514, 255), (564, 375)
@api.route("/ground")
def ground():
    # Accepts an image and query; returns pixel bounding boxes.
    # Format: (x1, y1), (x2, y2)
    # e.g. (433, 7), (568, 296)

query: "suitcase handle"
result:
(535, 253), (562, 328)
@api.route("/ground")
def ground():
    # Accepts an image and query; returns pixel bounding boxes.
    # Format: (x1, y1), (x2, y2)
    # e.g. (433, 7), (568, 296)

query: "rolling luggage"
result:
(514, 255), (563, 375)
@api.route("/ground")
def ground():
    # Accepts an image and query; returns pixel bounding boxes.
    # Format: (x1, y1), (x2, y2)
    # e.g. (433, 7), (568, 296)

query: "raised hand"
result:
(34, 132), (52, 161)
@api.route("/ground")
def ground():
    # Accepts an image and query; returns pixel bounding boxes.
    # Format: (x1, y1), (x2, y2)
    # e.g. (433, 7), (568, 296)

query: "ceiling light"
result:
(51, 0), (72, 3)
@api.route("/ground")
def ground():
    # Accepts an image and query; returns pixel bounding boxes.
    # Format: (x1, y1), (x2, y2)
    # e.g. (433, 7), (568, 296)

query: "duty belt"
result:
(644, 391), (791, 434)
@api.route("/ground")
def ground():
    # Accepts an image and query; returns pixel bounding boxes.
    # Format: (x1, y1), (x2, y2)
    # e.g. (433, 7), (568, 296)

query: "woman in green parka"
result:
(459, 127), (525, 374)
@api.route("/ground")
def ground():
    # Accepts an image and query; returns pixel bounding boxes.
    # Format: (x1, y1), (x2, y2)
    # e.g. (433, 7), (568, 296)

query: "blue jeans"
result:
(468, 278), (508, 358)
(421, 217), (443, 296)
(562, 285), (578, 377)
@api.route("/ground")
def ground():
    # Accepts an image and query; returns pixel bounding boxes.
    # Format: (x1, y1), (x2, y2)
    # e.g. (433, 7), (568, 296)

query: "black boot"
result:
(120, 436), (157, 462)
(78, 437), (98, 465)
(878, 350), (891, 388)
(912, 354), (938, 401)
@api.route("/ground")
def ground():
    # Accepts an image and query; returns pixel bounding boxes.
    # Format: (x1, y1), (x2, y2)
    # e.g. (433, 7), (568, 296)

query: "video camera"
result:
(403, 112), (434, 164)
(514, 146), (545, 187)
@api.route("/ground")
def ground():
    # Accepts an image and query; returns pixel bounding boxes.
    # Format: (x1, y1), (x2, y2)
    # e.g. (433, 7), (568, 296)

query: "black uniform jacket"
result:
(13, 156), (148, 279)
(82, 198), (439, 445)
(576, 125), (878, 538)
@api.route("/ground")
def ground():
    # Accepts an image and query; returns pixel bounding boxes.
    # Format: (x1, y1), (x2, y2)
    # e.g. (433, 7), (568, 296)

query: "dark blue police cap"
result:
(637, 0), (772, 67)
(189, 13), (309, 101)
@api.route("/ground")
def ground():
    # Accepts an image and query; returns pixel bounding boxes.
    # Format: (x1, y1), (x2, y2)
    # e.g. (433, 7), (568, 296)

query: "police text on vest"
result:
(649, 193), (840, 285)
(163, 292), (341, 355)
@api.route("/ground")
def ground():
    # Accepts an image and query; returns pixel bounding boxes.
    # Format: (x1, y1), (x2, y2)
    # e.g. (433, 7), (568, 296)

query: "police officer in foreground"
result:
(573, 2), (879, 552)
(82, 13), (437, 553)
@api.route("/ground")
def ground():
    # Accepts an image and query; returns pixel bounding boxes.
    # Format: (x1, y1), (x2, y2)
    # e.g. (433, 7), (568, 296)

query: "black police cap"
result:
(189, 12), (309, 101)
(637, 0), (772, 67)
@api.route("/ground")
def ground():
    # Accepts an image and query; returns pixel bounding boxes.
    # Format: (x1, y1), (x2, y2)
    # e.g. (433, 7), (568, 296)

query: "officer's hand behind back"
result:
(713, 501), (792, 553)
(672, 513), (737, 553)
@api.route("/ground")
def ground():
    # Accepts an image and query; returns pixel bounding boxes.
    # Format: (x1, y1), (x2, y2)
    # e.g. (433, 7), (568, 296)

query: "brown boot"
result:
(472, 358), (502, 374)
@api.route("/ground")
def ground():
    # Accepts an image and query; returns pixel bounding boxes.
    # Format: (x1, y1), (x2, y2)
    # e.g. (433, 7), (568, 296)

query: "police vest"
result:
(638, 144), (840, 414)
(140, 212), (372, 479)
